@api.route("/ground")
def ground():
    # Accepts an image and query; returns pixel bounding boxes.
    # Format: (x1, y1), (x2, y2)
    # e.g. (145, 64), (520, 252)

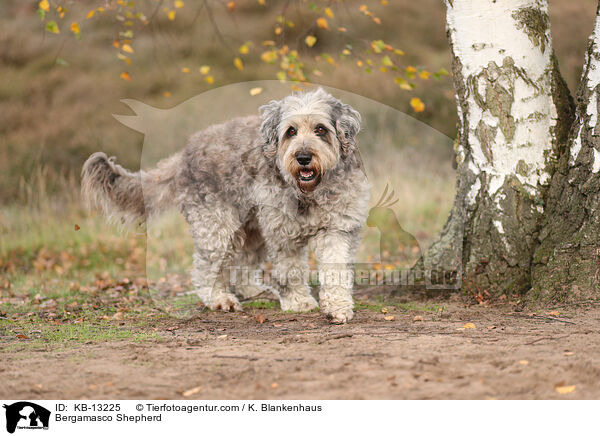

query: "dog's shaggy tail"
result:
(81, 152), (178, 225)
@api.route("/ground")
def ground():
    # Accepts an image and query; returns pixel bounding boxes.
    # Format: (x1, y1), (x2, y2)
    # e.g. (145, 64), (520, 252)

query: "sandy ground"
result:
(2, 302), (599, 400)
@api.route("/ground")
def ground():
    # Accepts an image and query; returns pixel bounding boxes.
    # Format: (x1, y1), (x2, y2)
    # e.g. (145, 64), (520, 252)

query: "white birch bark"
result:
(424, 0), (571, 293)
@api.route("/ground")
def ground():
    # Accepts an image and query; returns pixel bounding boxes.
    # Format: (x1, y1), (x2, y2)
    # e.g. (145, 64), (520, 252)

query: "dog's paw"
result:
(325, 308), (354, 324)
(280, 293), (319, 312)
(208, 294), (243, 312)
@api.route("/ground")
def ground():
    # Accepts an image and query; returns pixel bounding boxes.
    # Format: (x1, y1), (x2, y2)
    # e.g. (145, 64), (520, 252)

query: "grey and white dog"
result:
(82, 88), (370, 323)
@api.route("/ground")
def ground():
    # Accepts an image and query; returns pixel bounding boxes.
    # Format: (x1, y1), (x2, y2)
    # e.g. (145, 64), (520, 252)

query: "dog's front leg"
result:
(313, 230), (357, 323)
(271, 248), (318, 312)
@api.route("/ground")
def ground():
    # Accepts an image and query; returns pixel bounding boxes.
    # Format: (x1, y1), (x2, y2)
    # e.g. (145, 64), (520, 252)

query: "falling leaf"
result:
(384, 315), (395, 321)
(410, 97), (425, 113)
(167, 10), (175, 20)
(463, 322), (476, 329)
(227, 1), (236, 11)
(174, 1), (184, 8)
(120, 71), (131, 81)
(39, 0), (50, 12)
(204, 75), (214, 84)
(233, 57), (244, 70)
(74, 224), (80, 231)
(305, 35), (317, 47)
(324, 7), (334, 18)
(182, 386), (202, 397)
(316, 17), (329, 30)
(555, 385), (576, 394)
(413, 315), (424, 322)
(45, 21), (60, 34)
(199, 65), (210, 75)
(249, 87), (263, 96)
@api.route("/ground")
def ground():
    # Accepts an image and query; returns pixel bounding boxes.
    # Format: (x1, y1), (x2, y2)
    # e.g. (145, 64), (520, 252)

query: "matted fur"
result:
(82, 88), (370, 323)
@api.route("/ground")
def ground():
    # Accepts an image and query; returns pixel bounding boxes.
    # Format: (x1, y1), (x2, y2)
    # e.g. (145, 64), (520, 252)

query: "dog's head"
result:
(259, 88), (361, 193)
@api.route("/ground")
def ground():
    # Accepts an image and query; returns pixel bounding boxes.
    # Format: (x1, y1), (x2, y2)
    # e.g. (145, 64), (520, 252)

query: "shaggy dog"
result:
(82, 88), (370, 323)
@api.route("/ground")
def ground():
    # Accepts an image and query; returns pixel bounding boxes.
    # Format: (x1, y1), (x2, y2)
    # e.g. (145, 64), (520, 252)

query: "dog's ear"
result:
(333, 102), (361, 157)
(259, 99), (282, 157)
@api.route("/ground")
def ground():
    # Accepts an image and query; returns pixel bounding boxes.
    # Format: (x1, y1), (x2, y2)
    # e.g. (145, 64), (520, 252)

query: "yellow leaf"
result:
(274, 26), (282, 35)
(382, 55), (393, 66)
(39, 0), (49, 12)
(258, 0), (265, 5)
(120, 72), (131, 81)
(70, 22), (80, 35)
(249, 87), (263, 96)
(305, 35), (317, 47)
(406, 65), (417, 73)
(359, 5), (368, 12)
(199, 65), (210, 75)
(181, 67), (190, 73)
(419, 71), (431, 80)
(381, 0), (388, 4)
(239, 44), (249, 54)
(356, 60), (363, 67)
(167, 10), (175, 20)
(384, 315), (395, 321)
(276, 71), (286, 82)
(324, 7), (334, 18)
(227, 1), (235, 11)
(463, 322), (476, 329)
(204, 75), (214, 84)
(162, 91), (172, 97)
(555, 385), (576, 394)
(373, 17), (381, 24)
(45, 21), (60, 34)
(261, 50), (278, 63)
(181, 386), (202, 397)
(316, 17), (329, 30)
(174, 1), (184, 8)
(233, 57), (244, 70)
(121, 44), (134, 53)
(112, 40), (120, 49)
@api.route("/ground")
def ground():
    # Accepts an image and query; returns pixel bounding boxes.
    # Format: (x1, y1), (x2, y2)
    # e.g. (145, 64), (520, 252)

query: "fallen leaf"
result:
(519, 360), (529, 365)
(564, 351), (575, 356)
(463, 322), (476, 329)
(16, 334), (29, 340)
(217, 334), (228, 339)
(547, 311), (561, 316)
(271, 382), (278, 389)
(182, 386), (202, 397)
(74, 224), (80, 231)
(413, 315), (424, 322)
(254, 314), (266, 324)
(381, 308), (388, 314)
(249, 87), (263, 96)
(384, 315), (395, 321)
(555, 384), (576, 394)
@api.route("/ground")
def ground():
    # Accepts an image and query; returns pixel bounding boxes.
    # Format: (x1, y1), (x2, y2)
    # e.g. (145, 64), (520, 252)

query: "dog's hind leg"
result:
(183, 201), (243, 312)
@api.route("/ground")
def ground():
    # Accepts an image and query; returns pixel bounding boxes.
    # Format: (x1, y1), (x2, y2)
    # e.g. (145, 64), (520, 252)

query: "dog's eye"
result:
(286, 127), (297, 137)
(314, 125), (327, 136)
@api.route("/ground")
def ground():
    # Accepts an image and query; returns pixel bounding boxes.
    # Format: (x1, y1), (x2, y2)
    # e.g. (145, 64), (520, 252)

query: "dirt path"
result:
(2, 303), (599, 400)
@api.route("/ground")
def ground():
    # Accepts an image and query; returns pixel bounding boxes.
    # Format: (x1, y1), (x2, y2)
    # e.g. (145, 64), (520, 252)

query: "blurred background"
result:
(0, 0), (597, 313)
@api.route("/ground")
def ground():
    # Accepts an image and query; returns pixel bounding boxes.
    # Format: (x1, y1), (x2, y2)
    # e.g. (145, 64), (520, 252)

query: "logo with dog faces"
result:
(2, 402), (50, 434)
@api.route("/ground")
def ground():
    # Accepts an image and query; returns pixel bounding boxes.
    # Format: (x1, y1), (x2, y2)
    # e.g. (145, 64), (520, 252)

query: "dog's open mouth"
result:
(298, 168), (316, 182)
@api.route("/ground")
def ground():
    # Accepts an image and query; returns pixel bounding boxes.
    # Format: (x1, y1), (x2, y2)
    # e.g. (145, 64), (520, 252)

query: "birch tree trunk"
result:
(422, 0), (574, 295)
(532, 4), (600, 302)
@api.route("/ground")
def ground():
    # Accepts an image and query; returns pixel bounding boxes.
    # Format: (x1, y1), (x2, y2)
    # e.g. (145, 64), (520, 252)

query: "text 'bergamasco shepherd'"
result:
(82, 88), (370, 323)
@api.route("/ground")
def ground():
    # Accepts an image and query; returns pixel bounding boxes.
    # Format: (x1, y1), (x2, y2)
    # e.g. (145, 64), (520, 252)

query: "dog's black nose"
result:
(296, 152), (312, 166)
